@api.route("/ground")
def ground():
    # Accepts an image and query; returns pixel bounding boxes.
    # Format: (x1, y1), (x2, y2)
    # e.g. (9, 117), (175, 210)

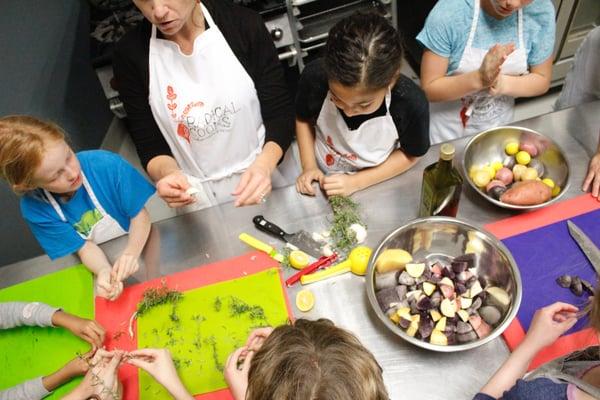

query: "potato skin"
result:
(500, 180), (552, 205)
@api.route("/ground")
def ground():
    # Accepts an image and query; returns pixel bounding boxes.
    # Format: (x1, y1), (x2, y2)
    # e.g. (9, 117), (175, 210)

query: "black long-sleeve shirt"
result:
(113, 0), (294, 169)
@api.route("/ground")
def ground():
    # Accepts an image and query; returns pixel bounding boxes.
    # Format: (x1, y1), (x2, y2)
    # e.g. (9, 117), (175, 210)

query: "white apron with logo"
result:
(148, 4), (296, 210)
(314, 91), (398, 173)
(44, 172), (126, 244)
(429, 0), (528, 144)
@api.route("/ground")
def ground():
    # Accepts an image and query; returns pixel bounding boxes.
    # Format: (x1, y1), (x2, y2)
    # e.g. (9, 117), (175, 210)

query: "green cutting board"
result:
(0, 265), (94, 398)
(137, 267), (289, 399)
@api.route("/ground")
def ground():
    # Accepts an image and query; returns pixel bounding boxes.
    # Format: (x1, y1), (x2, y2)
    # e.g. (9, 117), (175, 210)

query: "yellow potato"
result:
(374, 248), (413, 273)
(521, 167), (538, 181)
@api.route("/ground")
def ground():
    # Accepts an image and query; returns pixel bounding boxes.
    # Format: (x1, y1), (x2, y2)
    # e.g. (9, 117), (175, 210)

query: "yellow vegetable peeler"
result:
(239, 233), (284, 263)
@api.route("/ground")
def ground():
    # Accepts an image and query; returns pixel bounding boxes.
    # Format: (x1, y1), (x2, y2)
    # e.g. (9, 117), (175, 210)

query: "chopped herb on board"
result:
(137, 281), (183, 316)
(329, 195), (364, 254)
(214, 296), (222, 312)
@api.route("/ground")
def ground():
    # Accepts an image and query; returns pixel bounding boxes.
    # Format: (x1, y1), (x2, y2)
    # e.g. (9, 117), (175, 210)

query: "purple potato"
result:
(479, 306), (502, 326)
(442, 267), (456, 280)
(398, 271), (416, 286)
(409, 299), (419, 314)
(488, 185), (508, 200)
(417, 296), (434, 311)
(556, 275), (572, 288)
(375, 271), (400, 290)
(376, 287), (400, 312)
(430, 292), (442, 308)
(396, 285), (408, 301)
(503, 155), (516, 169)
(457, 331), (478, 343)
(418, 318), (434, 339)
(399, 317), (411, 329)
(469, 297), (483, 311)
(451, 261), (469, 274)
(455, 283), (468, 296)
(456, 321), (474, 335)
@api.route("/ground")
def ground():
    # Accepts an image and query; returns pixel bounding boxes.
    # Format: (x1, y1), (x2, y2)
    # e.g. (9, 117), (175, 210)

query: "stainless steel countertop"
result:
(2, 100), (599, 399)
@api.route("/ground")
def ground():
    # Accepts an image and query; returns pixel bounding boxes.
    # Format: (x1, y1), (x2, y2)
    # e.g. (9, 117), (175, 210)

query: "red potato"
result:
(494, 168), (513, 185)
(500, 180), (552, 206)
(519, 141), (538, 157)
(486, 180), (505, 192)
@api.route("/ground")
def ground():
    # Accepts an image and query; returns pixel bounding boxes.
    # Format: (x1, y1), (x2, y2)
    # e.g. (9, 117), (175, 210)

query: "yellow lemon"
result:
(515, 151), (531, 165)
(289, 250), (310, 270)
(505, 142), (519, 155)
(491, 161), (504, 172)
(295, 289), (315, 312)
(542, 178), (555, 188)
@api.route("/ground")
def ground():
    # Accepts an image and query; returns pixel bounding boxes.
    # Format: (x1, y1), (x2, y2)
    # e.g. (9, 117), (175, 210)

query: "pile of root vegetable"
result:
(375, 250), (511, 346)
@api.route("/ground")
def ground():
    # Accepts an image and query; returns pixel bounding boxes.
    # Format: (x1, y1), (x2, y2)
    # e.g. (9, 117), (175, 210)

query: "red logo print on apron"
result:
(165, 85), (204, 144)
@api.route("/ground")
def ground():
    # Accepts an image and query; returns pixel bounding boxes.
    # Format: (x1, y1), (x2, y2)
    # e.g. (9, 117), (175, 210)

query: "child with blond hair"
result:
(0, 116), (155, 300)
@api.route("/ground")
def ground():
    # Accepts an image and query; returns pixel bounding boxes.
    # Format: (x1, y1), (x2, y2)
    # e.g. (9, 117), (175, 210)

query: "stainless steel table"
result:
(2, 100), (599, 399)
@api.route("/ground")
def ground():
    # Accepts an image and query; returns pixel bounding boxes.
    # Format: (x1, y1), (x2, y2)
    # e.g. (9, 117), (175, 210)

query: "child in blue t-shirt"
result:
(0, 115), (156, 300)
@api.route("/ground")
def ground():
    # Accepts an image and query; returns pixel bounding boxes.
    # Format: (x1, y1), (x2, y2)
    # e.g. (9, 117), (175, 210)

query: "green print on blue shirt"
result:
(73, 209), (103, 237)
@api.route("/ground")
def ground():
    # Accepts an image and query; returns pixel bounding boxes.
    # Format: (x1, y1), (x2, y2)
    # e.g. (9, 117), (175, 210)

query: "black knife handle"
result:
(253, 215), (287, 241)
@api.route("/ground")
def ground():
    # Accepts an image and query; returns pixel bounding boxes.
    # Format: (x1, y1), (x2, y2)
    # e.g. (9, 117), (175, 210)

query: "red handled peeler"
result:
(285, 253), (338, 287)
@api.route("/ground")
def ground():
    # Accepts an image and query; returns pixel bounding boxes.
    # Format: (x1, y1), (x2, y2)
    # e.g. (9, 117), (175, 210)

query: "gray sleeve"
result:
(0, 377), (51, 400)
(0, 302), (59, 329)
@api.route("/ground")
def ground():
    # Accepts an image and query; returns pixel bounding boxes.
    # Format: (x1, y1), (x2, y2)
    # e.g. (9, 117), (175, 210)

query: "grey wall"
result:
(0, 0), (113, 267)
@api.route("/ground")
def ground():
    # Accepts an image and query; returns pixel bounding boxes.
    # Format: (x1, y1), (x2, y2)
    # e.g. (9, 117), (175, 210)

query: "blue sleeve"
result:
(114, 155), (156, 219)
(472, 394), (495, 400)
(20, 197), (85, 260)
(526, 0), (556, 65)
(473, 378), (567, 400)
(416, 0), (459, 58)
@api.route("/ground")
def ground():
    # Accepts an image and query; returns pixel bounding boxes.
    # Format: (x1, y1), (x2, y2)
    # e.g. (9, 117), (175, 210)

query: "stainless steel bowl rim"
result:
(366, 216), (523, 352)
(461, 125), (572, 210)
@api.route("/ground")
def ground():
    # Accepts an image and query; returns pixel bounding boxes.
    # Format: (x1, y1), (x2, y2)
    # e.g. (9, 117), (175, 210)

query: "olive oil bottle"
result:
(418, 144), (463, 217)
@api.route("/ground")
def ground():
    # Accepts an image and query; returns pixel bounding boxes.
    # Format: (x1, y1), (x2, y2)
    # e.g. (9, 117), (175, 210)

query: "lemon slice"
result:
(295, 289), (315, 312)
(289, 250), (310, 270)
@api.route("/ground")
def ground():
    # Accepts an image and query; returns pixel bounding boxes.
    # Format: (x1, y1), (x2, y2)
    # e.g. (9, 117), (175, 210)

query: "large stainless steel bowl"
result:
(463, 126), (570, 210)
(366, 217), (522, 352)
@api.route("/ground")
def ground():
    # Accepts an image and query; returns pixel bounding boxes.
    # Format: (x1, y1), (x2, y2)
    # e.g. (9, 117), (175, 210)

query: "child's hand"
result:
(60, 351), (93, 379)
(523, 302), (578, 350)
(296, 168), (325, 196)
(322, 174), (359, 197)
(72, 349), (123, 400)
(488, 74), (507, 97)
(479, 43), (515, 87)
(583, 150), (600, 199)
(224, 347), (253, 400)
(245, 327), (273, 352)
(112, 252), (140, 283)
(96, 268), (123, 301)
(52, 311), (106, 349)
(127, 348), (180, 389)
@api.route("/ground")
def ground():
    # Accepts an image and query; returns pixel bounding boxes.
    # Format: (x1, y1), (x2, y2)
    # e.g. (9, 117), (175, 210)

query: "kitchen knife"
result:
(567, 220), (600, 276)
(239, 232), (284, 263)
(253, 215), (323, 259)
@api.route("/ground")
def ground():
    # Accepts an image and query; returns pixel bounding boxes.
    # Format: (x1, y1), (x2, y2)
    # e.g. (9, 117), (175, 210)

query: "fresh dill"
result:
(136, 281), (183, 316)
(214, 296), (222, 312)
(329, 195), (364, 254)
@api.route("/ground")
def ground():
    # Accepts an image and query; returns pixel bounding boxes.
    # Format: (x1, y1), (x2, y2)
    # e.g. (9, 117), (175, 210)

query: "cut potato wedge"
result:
(375, 249), (413, 273)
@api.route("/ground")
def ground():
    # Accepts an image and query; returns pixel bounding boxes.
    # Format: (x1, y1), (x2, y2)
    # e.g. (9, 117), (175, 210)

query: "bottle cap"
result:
(440, 144), (455, 160)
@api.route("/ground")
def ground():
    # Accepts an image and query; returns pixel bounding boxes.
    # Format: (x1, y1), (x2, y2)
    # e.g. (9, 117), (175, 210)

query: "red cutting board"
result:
(485, 194), (600, 370)
(95, 251), (292, 400)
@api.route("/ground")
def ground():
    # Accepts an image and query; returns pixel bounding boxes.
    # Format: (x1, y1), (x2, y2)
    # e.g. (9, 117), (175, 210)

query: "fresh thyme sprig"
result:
(329, 195), (364, 254)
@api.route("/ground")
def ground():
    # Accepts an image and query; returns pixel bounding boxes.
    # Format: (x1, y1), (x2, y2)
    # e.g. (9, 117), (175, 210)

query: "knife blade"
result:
(567, 220), (600, 276)
(253, 215), (323, 259)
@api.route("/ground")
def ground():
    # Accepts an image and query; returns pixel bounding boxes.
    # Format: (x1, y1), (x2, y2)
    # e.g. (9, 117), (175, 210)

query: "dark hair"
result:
(246, 319), (389, 400)
(324, 12), (403, 89)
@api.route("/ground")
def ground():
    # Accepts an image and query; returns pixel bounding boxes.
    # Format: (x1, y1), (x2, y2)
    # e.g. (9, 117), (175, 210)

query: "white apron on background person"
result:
(314, 90), (398, 173)
(148, 4), (297, 211)
(429, 0), (528, 144)
(44, 172), (127, 244)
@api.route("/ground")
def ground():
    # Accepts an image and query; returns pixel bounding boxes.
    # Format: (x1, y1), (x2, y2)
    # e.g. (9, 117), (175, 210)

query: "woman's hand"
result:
(583, 151), (600, 199)
(479, 43), (515, 87)
(52, 311), (106, 349)
(245, 327), (273, 352)
(112, 253), (140, 283)
(523, 302), (578, 350)
(296, 168), (324, 196)
(224, 347), (254, 400)
(232, 160), (272, 207)
(156, 170), (195, 208)
(322, 174), (359, 197)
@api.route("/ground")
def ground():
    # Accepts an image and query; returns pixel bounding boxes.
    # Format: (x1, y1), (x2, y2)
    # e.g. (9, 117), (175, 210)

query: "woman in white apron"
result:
(418, 0), (555, 144)
(121, 0), (298, 211)
(296, 13), (430, 197)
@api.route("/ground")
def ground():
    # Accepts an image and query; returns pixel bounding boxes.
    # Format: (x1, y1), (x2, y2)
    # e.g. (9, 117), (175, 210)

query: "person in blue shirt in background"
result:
(0, 116), (156, 300)
(417, 0), (555, 144)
